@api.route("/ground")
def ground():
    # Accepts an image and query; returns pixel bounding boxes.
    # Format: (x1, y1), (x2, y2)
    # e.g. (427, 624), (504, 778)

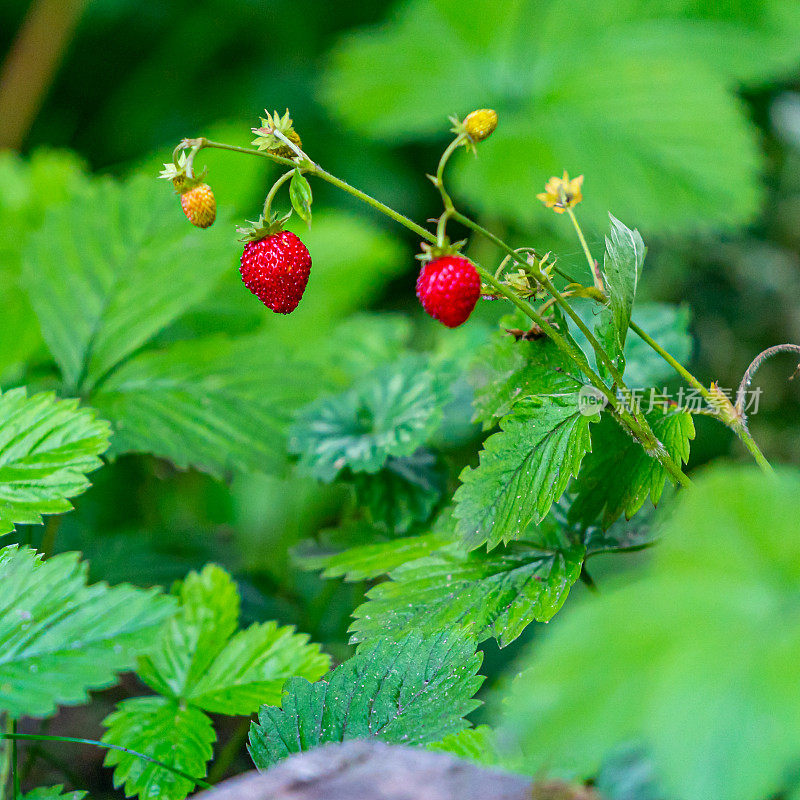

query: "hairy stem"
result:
(567, 208), (604, 291)
(0, 733), (212, 791)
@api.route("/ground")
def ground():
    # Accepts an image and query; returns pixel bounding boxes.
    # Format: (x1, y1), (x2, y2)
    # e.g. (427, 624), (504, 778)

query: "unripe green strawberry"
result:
(240, 230), (312, 314)
(416, 255), (481, 328)
(180, 183), (216, 228)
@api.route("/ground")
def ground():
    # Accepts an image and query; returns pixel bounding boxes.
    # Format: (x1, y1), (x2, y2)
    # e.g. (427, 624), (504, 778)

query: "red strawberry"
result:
(240, 230), (311, 314)
(180, 184), (216, 228)
(416, 255), (481, 328)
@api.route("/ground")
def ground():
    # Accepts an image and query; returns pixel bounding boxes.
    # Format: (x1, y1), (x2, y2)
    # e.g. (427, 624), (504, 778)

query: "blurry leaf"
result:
(569, 409), (694, 529)
(427, 725), (502, 767)
(0, 545), (174, 718)
(594, 746), (667, 800)
(350, 521), (584, 647)
(323, 0), (764, 233)
(21, 174), (233, 393)
(289, 169), (313, 225)
(102, 697), (214, 800)
(455, 394), (599, 550)
(289, 356), (449, 482)
(603, 215), (645, 352)
(498, 466), (800, 800)
(103, 564), (328, 800)
(92, 334), (321, 478)
(20, 787), (87, 800)
(624, 304), (692, 389)
(0, 388), (110, 535)
(350, 449), (445, 533)
(297, 528), (454, 582)
(0, 150), (88, 379)
(471, 332), (582, 429)
(136, 564), (329, 713)
(248, 628), (484, 769)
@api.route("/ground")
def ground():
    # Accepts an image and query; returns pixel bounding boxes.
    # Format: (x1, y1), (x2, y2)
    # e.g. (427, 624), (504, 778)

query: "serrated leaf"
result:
(91, 334), (321, 478)
(350, 527), (585, 647)
(499, 466), (800, 800)
(137, 564), (329, 714)
(350, 449), (445, 534)
(322, 0), (767, 233)
(289, 169), (313, 225)
(0, 545), (174, 718)
(603, 214), (646, 353)
(21, 174), (233, 394)
(569, 409), (694, 529)
(248, 629), (484, 769)
(102, 697), (214, 800)
(297, 528), (453, 582)
(289, 357), (449, 482)
(20, 786), (87, 800)
(455, 394), (599, 550)
(0, 388), (110, 535)
(471, 332), (583, 429)
(428, 726), (502, 767)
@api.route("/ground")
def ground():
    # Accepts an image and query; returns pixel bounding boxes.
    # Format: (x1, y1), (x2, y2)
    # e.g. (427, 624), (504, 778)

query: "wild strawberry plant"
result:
(1, 105), (799, 800)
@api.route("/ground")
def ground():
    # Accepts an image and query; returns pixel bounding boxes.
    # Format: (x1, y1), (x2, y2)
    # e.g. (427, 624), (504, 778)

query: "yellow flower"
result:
(537, 171), (584, 213)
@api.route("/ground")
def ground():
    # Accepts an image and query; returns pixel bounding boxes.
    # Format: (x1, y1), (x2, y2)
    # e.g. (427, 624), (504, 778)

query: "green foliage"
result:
(91, 334), (319, 477)
(21, 175), (233, 394)
(0, 388), (110, 535)
(350, 531), (585, 647)
(21, 787), (87, 800)
(289, 169), (313, 225)
(0, 545), (174, 718)
(0, 150), (88, 381)
(296, 526), (455, 581)
(320, 0), (777, 232)
(350, 450), (445, 533)
(499, 466), (800, 800)
(569, 409), (694, 528)
(427, 725), (501, 767)
(289, 356), (449, 481)
(103, 564), (329, 800)
(455, 395), (599, 550)
(599, 215), (645, 375)
(248, 629), (484, 769)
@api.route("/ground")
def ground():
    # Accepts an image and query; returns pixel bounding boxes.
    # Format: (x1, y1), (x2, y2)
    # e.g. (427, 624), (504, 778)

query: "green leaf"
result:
(350, 524), (585, 647)
(427, 726), (502, 767)
(102, 697), (214, 800)
(455, 394), (599, 550)
(20, 786), (87, 800)
(499, 466), (800, 800)
(625, 304), (692, 389)
(0, 150), (88, 380)
(21, 174), (233, 393)
(0, 388), (110, 535)
(0, 545), (174, 718)
(289, 357), (448, 482)
(350, 449), (445, 534)
(322, 0), (766, 233)
(569, 409), (694, 529)
(297, 528), (454, 582)
(91, 334), (321, 478)
(289, 169), (313, 225)
(248, 629), (484, 769)
(137, 564), (329, 714)
(602, 214), (646, 353)
(471, 331), (583, 429)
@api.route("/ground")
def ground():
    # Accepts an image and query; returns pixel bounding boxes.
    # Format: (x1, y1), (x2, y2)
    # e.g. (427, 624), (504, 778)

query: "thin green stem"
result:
(567, 207), (604, 291)
(0, 719), (11, 800)
(731, 422), (773, 472)
(262, 168), (295, 218)
(10, 724), (18, 800)
(206, 720), (249, 784)
(0, 734), (212, 791)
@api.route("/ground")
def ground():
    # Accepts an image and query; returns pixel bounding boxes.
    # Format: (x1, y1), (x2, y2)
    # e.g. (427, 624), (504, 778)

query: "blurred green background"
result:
(2, 0), (800, 795)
